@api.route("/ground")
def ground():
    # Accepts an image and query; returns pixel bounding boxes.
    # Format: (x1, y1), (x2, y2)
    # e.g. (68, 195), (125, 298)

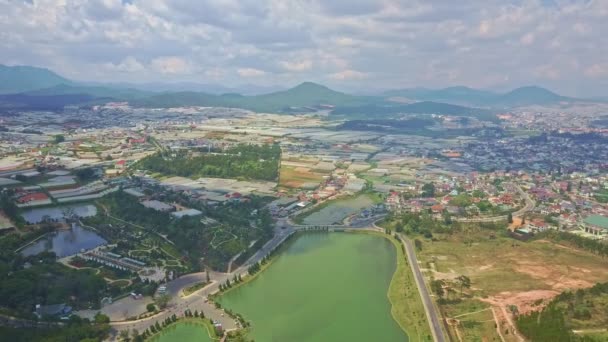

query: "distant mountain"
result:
(495, 86), (567, 107)
(24, 84), (153, 100)
(132, 82), (373, 112)
(0, 65), (72, 94)
(384, 85), (570, 107)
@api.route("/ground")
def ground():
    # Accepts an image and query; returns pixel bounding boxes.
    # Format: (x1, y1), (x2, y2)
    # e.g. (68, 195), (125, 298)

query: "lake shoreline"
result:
(216, 230), (416, 341)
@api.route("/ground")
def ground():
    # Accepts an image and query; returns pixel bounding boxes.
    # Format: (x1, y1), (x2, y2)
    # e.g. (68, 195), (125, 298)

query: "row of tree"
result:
(537, 230), (608, 258)
(219, 274), (243, 292)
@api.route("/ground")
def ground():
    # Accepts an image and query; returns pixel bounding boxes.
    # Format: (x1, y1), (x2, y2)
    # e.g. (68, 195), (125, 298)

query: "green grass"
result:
(182, 282), (209, 296)
(440, 299), (502, 342)
(381, 232), (434, 341)
(411, 229), (608, 341)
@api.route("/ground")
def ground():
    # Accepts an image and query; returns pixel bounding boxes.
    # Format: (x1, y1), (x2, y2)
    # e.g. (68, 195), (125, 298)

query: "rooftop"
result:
(583, 215), (608, 230)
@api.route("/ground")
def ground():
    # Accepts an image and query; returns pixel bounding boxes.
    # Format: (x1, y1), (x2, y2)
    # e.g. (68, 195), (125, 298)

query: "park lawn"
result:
(110, 279), (131, 288)
(182, 282), (210, 296)
(279, 165), (325, 188)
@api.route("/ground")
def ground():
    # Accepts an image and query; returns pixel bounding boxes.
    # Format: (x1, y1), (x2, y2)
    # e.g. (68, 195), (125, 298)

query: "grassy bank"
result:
(359, 230), (433, 341)
(214, 230), (431, 340)
(147, 317), (219, 341)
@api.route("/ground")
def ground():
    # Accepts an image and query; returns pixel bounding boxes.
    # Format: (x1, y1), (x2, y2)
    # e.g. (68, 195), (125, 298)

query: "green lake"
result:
(151, 321), (213, 342)
(219, 233), (408, 342)
(302, 195), (375, 225)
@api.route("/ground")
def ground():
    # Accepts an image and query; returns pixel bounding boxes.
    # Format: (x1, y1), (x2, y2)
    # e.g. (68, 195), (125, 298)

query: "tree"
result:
(206, 269), (210, 283)
(457, 275), (471, 295)
(94, 312), (110, 324)
(53, 134), (65, 144)
(146, 303), (156, 312)
(508, 213), (513, 224)
(421, 183), (436, 197)
(155, 294), (170, 309)
(431, 279), (445, 299)
(414, 239), (423, 251)
(119, 330), (130, 341)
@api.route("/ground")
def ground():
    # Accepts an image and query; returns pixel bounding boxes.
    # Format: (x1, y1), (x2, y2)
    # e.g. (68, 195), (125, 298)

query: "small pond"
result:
(20, 225), (107, 257)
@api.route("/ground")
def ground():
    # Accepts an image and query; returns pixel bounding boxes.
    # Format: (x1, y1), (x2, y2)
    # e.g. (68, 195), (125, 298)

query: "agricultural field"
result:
(415, 228), (608, 340)
(279, 164), (327, 189)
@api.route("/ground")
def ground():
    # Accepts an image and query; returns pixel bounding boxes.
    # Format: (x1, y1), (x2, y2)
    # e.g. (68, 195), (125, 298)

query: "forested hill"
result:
(135, 144), (281, 181)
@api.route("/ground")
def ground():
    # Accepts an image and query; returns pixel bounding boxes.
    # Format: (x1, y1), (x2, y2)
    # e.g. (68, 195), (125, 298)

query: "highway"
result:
(401, 236), (447, 342)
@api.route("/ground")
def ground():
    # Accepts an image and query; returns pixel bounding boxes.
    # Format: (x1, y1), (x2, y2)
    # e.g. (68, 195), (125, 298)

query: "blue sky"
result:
(1, 0), (607, 96)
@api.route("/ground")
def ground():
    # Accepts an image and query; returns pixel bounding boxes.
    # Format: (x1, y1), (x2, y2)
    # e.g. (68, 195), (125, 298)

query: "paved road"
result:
(401, 236), (446, 342)
(108, 223), (296, 339)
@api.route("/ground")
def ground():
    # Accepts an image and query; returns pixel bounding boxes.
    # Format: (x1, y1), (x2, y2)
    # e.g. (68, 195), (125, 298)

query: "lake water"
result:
(302, 195), (374, 225)
(151, 322), (213, 342)
(20, 225), (107, 257)
(219, 233), (407, 342)
(21, 204), (98, 224)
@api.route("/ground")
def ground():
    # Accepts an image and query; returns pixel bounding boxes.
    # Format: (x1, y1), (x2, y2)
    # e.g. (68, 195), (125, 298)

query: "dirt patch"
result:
(480, 290), (559, 316)
(514, 262), (594, 291)
(294, 166), (311, 172)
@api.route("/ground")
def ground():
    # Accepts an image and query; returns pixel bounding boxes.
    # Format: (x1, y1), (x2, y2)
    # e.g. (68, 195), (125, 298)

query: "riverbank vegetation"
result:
(134, 143), (281, 181)
(378, 231), (434, 341)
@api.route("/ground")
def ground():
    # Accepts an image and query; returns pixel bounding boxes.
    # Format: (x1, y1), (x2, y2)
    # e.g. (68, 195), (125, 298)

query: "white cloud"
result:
(520, 33), (535, 46)
(103, 56), (145, 73)
(151, 56), (191, 74)
(0, 0), (607, 96)
(329, 69), (367, 80)
(584, 63), (608, 78)
(279, 60), (312, 72)
(237, 68), (266, 77)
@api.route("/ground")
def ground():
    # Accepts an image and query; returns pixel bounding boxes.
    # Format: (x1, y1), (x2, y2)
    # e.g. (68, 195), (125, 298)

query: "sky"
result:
(1, 0), (607, 96)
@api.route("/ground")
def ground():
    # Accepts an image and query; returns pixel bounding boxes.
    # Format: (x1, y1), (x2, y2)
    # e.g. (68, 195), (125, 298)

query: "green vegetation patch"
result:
(135, 143), (281, 181)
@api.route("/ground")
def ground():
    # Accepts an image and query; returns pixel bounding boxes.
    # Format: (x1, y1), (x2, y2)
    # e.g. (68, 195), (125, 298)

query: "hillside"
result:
(132, 82), (373, 112)
(384, 85), (570, 108)
(0, 65), (72, 94)
(495, 86), (567, 107)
